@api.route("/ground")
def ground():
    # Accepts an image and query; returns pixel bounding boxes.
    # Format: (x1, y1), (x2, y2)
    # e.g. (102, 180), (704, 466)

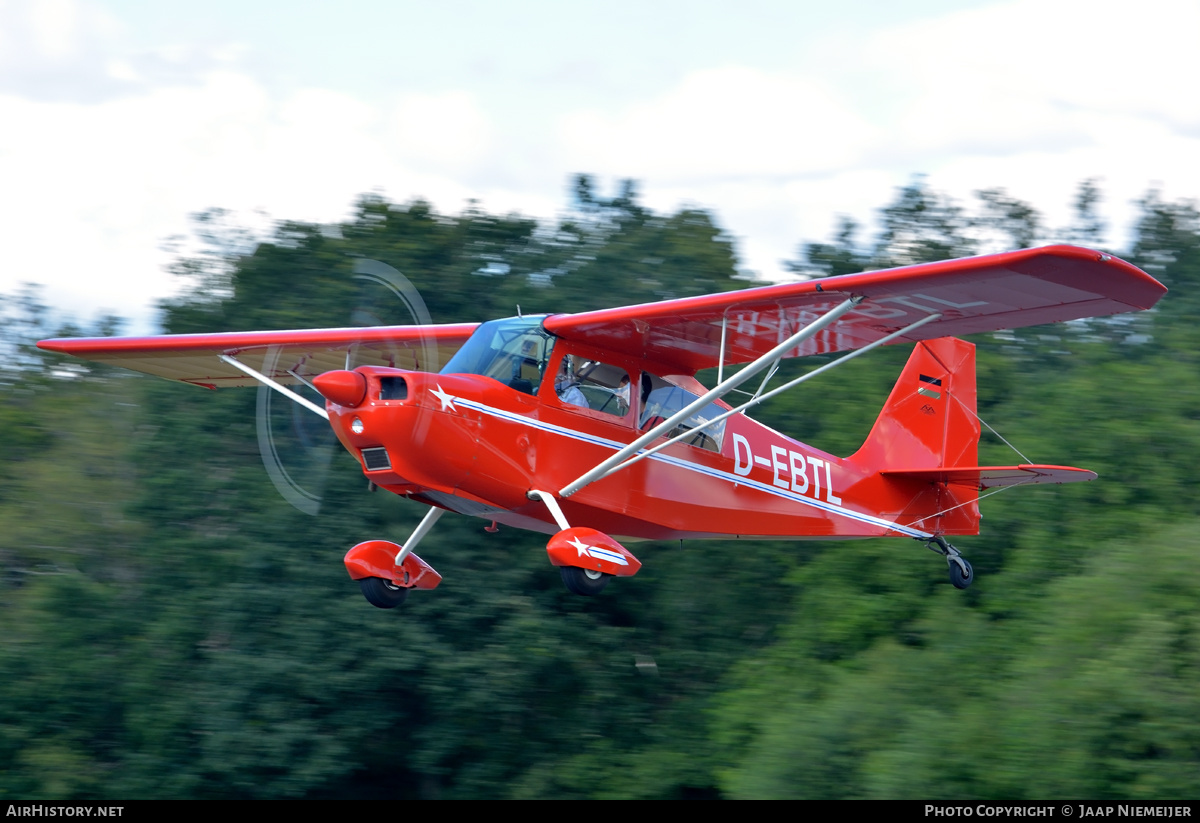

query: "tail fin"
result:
(854, 336), (979, 471)
(849, 337), (981, 534)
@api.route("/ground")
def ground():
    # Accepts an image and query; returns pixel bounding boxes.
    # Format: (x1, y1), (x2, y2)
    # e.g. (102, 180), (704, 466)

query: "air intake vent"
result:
(361, 448), (391, 471)
(379, 376), (408, 400)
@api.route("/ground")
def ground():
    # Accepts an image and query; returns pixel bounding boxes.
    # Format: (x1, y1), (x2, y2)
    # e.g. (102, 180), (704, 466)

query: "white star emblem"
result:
(431, 384), (458, 412)
(568, 537), (592, 558)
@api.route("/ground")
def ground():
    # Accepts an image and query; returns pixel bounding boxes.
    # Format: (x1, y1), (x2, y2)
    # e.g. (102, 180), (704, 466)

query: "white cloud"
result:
(570, 0), (1195, 275)
(28, 0), (80, 60)
(843, 0), (1200, 244)
(0, 68), (512, 331)
(0, 0), (130, 100)
(386, 91), (494, 173)
(859, 0), (1200, 147)
(558, 66), (880, 182)
(4, 0), (1200, 333)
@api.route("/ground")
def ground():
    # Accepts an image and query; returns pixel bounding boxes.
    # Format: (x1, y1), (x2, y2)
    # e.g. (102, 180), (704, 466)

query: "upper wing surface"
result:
(543, 245), (1166, 374)
(38, 324), (478, 388)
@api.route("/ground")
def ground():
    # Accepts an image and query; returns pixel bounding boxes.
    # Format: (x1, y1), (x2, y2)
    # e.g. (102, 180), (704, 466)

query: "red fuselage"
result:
(322, 361), (976, 543)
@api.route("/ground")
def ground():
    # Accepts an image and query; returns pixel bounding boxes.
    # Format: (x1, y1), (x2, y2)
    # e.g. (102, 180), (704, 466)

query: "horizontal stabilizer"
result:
(882, 464), (1097, 490)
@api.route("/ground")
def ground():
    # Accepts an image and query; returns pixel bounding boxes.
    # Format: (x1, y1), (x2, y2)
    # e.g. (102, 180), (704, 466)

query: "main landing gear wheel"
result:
(359, 577), (409, 608)
(560, 566), (611, 596)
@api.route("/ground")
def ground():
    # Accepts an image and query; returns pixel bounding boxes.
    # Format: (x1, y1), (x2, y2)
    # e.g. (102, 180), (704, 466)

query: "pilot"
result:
(555, 357), (589, 409)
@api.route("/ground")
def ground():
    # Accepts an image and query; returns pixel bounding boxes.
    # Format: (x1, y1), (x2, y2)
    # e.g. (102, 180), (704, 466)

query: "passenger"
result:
(555, 358), (589, 409)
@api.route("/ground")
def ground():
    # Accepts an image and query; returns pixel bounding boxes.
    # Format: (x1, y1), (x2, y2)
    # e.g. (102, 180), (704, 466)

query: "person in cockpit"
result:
(555, 357), (589, 409)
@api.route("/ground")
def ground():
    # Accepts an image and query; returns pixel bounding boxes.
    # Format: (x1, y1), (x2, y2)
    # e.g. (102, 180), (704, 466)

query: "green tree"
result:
(3, 177), (1197, 800)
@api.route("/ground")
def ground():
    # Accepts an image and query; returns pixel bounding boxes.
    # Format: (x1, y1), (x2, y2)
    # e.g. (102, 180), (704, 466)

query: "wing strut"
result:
(559, 295), (864, 498)
(716, 315), (728, 384)
(587, 310), (945, 484)
(217, 354), (330, 420)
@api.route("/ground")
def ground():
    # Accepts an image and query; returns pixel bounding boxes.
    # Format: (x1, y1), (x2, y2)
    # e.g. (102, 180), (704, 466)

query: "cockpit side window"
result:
(552, 354), (631, 418)
(440, 317), (554, 396)
(639, 373), (726, 452)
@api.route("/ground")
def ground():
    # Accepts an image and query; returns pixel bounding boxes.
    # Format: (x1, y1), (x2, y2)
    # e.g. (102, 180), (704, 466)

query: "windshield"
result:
(440, 316), (555, 396)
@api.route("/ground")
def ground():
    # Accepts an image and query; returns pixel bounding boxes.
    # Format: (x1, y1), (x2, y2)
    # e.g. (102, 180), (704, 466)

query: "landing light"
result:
(351, 417), (364, 434)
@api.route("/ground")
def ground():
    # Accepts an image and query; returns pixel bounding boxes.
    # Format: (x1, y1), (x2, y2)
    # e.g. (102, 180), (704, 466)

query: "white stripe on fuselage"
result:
(449, 396), (932, 539)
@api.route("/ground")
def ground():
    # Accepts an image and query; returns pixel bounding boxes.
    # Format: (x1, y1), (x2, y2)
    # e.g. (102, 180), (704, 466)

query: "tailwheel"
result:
(359, 577), (410, 609)
(924, 536), (974, 589)
(560, 566), (611, 596)
(948, 557), (973, 589)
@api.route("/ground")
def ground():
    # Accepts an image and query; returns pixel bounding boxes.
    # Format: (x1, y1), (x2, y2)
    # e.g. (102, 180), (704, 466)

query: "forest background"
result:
(1, 175), (1198, 799)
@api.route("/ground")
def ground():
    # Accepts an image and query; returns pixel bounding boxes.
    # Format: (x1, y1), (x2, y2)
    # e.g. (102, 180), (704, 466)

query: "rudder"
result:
(850, 337), (981, 534)
(853, 337), (978, 470)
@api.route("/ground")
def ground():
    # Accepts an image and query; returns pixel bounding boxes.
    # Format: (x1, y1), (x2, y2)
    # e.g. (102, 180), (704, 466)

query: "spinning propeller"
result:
(256, 260), (435, 515)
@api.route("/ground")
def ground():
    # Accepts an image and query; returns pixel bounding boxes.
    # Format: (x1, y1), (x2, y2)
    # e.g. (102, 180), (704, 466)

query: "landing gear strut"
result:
(344, 507), (445, 609)
(925, 536), (974, 589)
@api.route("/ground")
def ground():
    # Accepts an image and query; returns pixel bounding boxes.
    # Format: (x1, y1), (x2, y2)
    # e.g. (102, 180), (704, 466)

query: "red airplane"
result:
(39, 245), (1166, 607)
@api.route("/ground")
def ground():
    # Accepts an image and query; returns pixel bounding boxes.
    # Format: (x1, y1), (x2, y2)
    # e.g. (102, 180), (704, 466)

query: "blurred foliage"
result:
(1, 175), (1198, 798)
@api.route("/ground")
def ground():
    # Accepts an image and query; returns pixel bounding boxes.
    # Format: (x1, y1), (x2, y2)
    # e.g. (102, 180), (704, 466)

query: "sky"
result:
(1, 0), (1198, 334)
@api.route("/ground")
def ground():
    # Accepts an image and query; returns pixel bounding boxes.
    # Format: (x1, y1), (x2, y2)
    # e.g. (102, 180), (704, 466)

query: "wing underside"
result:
(39, 247), (1165, 386)
(543, 245), (1166, 374)
(38, 324), (479, 388)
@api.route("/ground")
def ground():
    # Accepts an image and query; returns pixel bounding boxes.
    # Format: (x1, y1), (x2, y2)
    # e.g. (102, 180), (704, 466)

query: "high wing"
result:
(544, 245), (1166, 374)
(38, 246), (1165, 387)
(37, 324), (478, 388)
